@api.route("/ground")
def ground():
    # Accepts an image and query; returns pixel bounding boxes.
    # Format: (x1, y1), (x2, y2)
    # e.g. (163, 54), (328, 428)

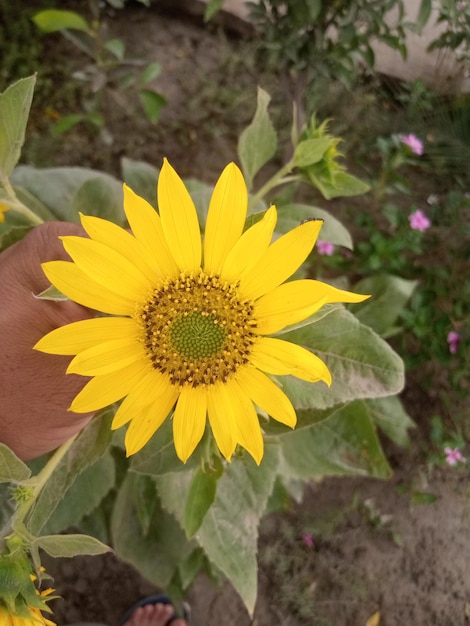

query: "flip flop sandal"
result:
(117, 593), (189, 626)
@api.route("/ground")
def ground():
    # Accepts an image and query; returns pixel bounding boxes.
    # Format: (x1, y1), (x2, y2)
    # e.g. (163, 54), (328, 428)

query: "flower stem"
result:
(17, 434), (78, 529)
(248, 160), (296, 210)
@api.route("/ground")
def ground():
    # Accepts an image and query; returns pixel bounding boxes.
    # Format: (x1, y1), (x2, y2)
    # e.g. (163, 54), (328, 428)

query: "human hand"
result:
(0, 222), (94, 460)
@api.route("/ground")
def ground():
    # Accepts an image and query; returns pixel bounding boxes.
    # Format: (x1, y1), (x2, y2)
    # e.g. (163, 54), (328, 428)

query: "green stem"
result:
(1, 176), (43, 226)
(248, 160), (296, 210)
(17, 434), (78, 528)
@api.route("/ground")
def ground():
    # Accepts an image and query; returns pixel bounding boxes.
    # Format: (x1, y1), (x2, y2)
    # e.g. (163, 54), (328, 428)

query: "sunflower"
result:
(35, 159), (368, 464)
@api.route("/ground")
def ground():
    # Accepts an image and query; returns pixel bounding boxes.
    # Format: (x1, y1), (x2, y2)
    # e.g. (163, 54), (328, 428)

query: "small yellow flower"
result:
(35, 159), (368, 464)
(0, 202), (10, 223)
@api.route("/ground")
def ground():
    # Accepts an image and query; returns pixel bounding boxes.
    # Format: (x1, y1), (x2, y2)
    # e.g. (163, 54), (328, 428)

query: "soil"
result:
(21, 2), (470, 625)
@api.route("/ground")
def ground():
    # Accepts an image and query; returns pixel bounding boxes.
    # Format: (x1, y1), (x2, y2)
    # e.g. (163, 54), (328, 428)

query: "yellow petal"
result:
(157, 158), (201, 271)
(34, 317), (137, 355)
(60, 236), (152, 301)
(236, 365), (296, 427)
(204, 163), (247, 274)
(67, 337), (146, 376)
(42, 261), (135, 315)
(239, 219), (323, 301)
(229, 378), (264, 465)
(256, 279), (370, 334)
(257, 279), (369, 334)
(251, 336), (331, 385)
(124, 382), (179, 456)
(207, 382), (238, 461)
(123, 184), (179, 277)
(220, 205), (277, 283)
(173, 385), (207, 462)
(70, 360), (150, 413)
(79, 212), (158, 284)
(112, 370), (168, 429)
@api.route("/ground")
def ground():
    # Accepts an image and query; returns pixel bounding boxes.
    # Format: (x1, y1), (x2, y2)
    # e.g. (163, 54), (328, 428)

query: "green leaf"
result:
(366, 396), (415, 447)
(140, 62), (161, 85)
(204, 0), (225, 21)
(293, 137), (331, 167)
(184, 467), (219, 538)
(104, 38), (125, 60)
(130, 419), (198, 477)
(34, 285), (68, 301)
(111, 474), (193, 587)
(134, 474), (158, 537)
(33, 534), (111, 558)
(238, 87), (277, 190)
(11, 166), (124, 224)
(0, 225), (33, 252)
(350, 274), (417, 338)
(32, 10), (90, 33)
(279, 400), (392, 480)
(184, 179), (214, 229)
(138, 89), (167, 124)
(72, 176), (125, 223)
(52, 114), (86, 137)
(0, 76), (36, 179)
(306, 170), (370, 199)
(121, 157), (159, 207)
(27, 413), (113, 535)
(0, 444), (31, 483)
(156, 447), (280, 616)
(276, 203), (353, 249)
(42, 453), (115, 535)
(415, 0), (433, 32)
(177, 548), (205, 590)
(281, 307), (405, 410)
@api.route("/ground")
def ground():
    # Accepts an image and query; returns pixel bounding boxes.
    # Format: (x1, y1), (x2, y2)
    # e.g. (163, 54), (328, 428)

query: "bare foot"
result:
(123, 602), (187, 626)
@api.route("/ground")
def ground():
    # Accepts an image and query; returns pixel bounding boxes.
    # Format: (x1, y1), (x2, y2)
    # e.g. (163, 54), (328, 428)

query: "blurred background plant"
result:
(31, 1), (166, 144)
(246, 0), (410, 124)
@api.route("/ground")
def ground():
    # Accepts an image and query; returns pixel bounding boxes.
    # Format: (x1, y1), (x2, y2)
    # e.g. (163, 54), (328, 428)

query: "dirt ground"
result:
(27, 3), (470, 625)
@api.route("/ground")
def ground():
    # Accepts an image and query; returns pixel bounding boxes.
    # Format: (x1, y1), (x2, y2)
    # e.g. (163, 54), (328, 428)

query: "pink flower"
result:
(302, 533), (314, 548)
(447, 331), (460, 354)
(409, 209), (431, 232)
(444, 447), (466, 466)
(400, 133), (424, 155)
(317, 240), (335, 255)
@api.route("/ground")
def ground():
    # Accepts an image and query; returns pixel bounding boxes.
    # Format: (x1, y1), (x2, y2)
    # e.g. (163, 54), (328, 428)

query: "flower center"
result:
(136, 271), (257, 387)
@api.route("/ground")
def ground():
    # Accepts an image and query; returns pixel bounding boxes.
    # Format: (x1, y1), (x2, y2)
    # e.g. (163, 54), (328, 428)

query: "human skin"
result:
(0, 222), (94, 460)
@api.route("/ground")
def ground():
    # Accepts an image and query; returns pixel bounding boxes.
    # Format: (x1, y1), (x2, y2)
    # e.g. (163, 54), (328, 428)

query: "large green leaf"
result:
(184, 466), (220, 538)
(238, 87), (277, 190)
(121, 157), (159, 208)
(0, 76), (36, 180)
(366, 396), (415, 447)
(279, 400), (392, 480)
(42, 453), (115, 535)
(0, 444), (31, 484)
(71, 177), (125, 223)
(349, 274), (417, 338)
(276, 203), (353, 249)
(10, 166), (124, 224)
(130, 419), (198, 477)
(281, 307), (404, 410)
(27, 413), (113, 535)
(111, 473), (192, 587)
(156, 447), (280, 615)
